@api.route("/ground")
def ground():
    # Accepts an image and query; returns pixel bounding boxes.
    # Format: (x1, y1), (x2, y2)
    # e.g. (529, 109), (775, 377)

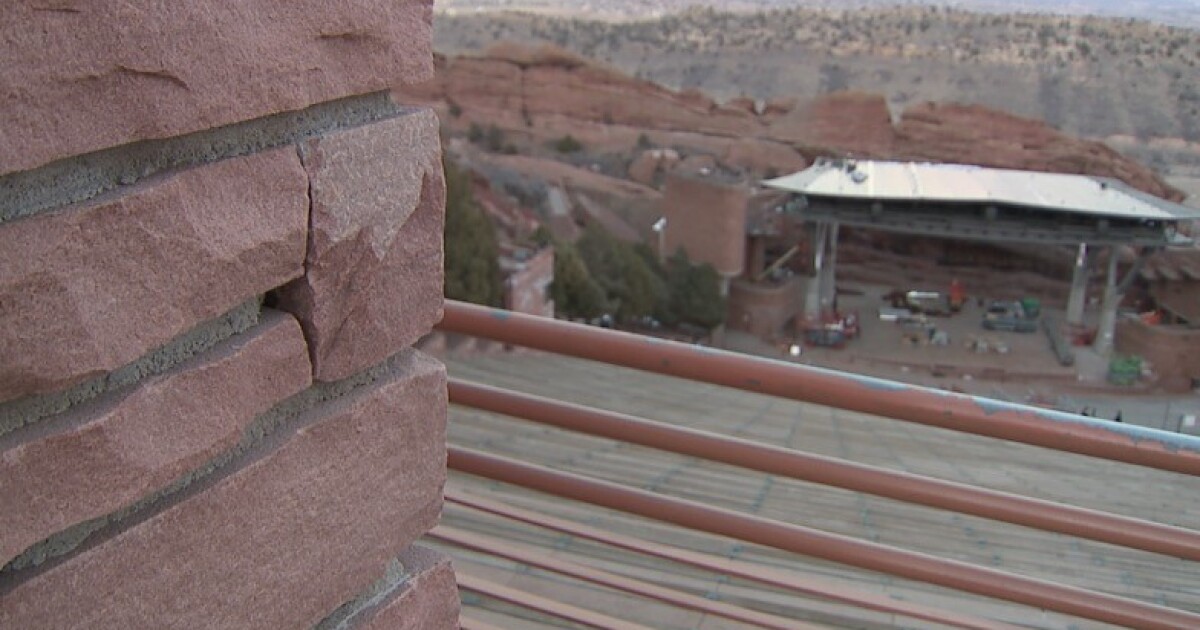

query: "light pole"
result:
(652, 217), (667, 263)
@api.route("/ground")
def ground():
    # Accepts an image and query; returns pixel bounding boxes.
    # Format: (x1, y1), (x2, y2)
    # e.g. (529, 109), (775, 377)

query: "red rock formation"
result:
(768, 91), (896, 157)
(627, 148), (681, 185)
(722, 138), (809, 174)
(403, 42), (1182, 201)
(403, 44), (760, 136)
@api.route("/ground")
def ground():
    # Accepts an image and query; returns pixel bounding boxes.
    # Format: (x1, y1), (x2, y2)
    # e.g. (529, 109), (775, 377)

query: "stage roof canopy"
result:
(764, 160), (1200, 222)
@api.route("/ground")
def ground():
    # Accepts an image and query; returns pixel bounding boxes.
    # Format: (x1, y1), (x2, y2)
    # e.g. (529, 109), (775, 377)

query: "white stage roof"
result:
(764, 160), (1200, 221)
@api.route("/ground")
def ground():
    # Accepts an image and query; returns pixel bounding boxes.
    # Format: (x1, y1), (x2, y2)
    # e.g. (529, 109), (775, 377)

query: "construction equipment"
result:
(982, 300), (1038, 333)
(1020, 297), (1041, 319)
(949, 279), (966, 312)
(1108, 355), (1142, 386)
(755, 245), (800, 282)
(802, 311), (859, 348)
(884, 289), (956, 317)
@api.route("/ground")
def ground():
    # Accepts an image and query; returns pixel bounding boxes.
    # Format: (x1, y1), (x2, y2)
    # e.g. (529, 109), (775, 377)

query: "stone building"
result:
(661, 172), (747, 287)
(661, 171), (809, 341)
(1, 2), (456, 627)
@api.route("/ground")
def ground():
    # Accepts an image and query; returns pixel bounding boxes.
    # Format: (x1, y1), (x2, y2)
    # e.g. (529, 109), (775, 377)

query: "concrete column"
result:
(804, 222), (827, 321)
(1093, 247), (1120, 356)
(652, 217), (667, 264)
(1066, 243), (1089, 327)
(820, 222), (840, 315)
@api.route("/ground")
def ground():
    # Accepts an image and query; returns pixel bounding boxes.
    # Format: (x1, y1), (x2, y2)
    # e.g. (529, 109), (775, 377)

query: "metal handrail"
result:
(449, 446), (1200, 630)
(456, 571), (651, 629)
(449, 378), (1200, 560)
(439, 300), (1200, 628)
(432, 525), (823, 630)
(446, 491), (1017, 630)
(438, 300), (1200, 475)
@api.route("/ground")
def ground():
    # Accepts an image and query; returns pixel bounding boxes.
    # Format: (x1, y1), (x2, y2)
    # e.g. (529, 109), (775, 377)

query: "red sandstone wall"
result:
(1151, 281), (1200, 323)
(0, 2), (458, 627)
(1115, 320), (1200, 392)
(662, 174), (747, 277)
(728, 276), (806, 340)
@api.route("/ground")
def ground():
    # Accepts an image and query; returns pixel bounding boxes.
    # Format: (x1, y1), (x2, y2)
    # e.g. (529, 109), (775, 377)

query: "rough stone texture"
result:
(0, 311), (310, 567)
(0, 147), (308, 404)
(277, 110), (445, 382)
(2, 91), (404, 226)
(0, 0), (434, 175)
(0, 298), (263, 439)
(355, 547), (460, 630)
(0, 350), (447, 629)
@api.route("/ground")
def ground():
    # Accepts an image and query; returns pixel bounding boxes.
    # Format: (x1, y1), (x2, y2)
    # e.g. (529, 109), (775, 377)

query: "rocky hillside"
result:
(436, 0), (1200, 29)
(398, 43), (1183, 201)
(435, 7), (1200, 144)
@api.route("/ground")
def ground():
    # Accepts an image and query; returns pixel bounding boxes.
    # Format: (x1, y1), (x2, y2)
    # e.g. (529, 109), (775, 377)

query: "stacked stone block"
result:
(0, 1), (457, 627)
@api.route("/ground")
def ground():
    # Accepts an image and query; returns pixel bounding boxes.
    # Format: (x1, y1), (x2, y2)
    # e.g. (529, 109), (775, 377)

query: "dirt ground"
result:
(724, 280), (1200, 433)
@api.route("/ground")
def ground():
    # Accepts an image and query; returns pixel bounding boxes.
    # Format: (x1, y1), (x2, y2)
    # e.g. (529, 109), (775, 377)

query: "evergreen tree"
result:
(533, 221), (726, 330)
(443, 158), (503, 306)
(664, 249), (727, 330)
(575, 223), (664, 322)
(551, 243), (608, 318)
(613, 245), (664, 321)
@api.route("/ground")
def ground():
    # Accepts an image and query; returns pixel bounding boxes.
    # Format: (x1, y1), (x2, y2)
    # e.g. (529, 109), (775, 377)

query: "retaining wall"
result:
(1116, 319), (1200, 393)
(728, 276), (806, 340)
(0, 2), (457, 627)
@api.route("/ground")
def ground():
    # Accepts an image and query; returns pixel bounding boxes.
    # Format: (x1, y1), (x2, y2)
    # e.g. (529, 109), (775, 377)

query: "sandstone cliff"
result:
(398, 43), (1183, 201)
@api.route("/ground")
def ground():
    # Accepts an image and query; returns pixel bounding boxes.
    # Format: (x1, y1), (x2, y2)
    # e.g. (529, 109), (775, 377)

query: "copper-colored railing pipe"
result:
(439, 300), (1200, 475)
(433, 525), (821, 630)
(450, 379), (1200, 561)
(458, 615), (506, 630)
(446, 491), (1018, 630)
(451, 492), (1022, 628)
(449, 446), (1200, 629)
(456, 571), (651, 629)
